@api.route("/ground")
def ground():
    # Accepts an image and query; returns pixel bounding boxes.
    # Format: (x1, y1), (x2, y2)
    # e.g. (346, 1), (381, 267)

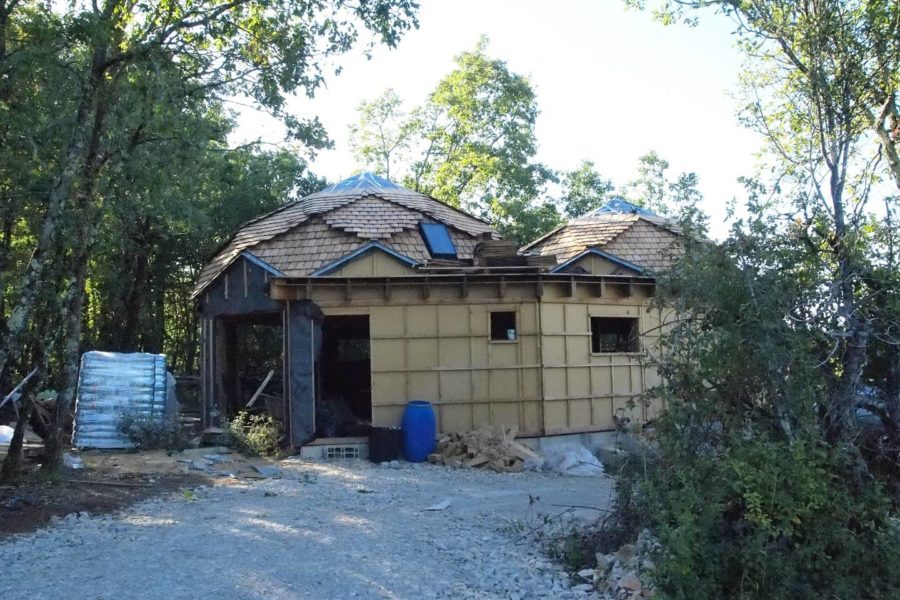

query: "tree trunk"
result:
(0, 82), (99, 381)
(0, 368), (43, 483)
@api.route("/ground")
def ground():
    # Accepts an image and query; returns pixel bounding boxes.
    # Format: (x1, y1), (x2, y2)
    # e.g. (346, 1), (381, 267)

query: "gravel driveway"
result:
(0, 460), (612, 599)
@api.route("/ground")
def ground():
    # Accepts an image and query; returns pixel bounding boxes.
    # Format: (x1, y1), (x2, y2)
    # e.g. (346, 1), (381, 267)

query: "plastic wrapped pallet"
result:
(72, 351), (169, 449)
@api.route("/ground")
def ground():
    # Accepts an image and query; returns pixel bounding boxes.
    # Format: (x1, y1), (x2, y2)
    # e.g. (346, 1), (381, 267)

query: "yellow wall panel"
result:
(543, 367), (567, 400)
(373, 405), (404, 428)
(439, 337), (470, 368)
(492, 403), (519, 428)
(371, 306), (404, 337)
(405, 305), (438, 336)
(439, 371), (470, 402)
(406, 338), (438, 370)
(472, 370), (489, 401)
(371, 339), (405, 371)
(522, 368), (540, 401)
(440, 403), (473, 432)
(372, 372), (405, 407)
(472, 402), (490, 427)
(523, 401), (541, 433)
(541, 304), (565, 332)
(612, 366), (632, 395)
(490, 369), (518, 401)
(569, 399), (592, 426)
(564, 304), (586, 333)
(542, 336), (565, 366)
(488, 342), (519, 367)
(407, 371), (439, 402)
(567, 367), (591, 398)
(328, 251), (416, 277)
(544, 401), (568, 431)
(438, 305), (471, 336)
(592, 398), (615, 429)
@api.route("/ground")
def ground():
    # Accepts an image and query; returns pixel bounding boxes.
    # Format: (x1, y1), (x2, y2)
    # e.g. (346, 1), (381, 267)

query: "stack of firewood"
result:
(427, 425), (540, 473)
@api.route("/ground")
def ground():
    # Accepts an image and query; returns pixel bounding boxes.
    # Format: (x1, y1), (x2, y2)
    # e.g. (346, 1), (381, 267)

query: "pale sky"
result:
(233, 0), (763, 237)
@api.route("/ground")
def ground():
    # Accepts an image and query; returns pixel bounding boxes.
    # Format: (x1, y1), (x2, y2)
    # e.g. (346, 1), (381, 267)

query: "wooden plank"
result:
(246, 369), (275, 408)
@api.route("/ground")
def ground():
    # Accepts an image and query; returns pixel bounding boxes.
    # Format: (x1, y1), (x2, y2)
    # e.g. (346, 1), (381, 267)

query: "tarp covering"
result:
(72, 351), (168, 449)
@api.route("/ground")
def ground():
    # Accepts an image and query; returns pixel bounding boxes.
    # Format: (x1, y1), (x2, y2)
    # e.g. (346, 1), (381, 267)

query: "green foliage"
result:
(227, 411), (282, 457)
(627, 435), (900, 600)
(557, 160), (615, 218)
(118, 412), (189, 451)
(348, 37), (559, 245)
(601, 197), (900, 598)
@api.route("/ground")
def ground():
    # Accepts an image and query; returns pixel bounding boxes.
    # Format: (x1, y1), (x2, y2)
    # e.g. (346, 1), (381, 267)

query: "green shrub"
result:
(119, 412), (189, 451)
(616, 430), (900, 600)
(227, 411), (282, 457)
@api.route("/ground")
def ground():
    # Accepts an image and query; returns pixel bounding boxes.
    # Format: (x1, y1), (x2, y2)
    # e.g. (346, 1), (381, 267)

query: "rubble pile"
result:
(427, 425), (540, 473)
(574, 530), (660, 599)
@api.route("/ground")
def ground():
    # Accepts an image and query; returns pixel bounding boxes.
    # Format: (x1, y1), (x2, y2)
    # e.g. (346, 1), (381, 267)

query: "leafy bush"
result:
(119, 412), (189, 451)
(621, 431), (900, 599)
(227, 411), (282, 457)
(584, 204), (900, 599)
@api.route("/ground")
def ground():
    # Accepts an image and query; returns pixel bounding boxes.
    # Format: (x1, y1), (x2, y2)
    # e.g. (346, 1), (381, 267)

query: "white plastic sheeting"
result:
(532, 444), (606, 477)
(72, 351), (169, 449)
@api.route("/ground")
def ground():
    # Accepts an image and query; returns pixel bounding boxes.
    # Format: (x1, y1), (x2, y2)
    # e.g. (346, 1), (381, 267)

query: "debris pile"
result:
(575, 529), (660, 599)
(427, 426), (540, 473)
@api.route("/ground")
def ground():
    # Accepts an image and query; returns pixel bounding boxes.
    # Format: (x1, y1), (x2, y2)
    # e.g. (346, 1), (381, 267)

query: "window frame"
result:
(589, 315), (641, 354)
(489, 310), (519, 343)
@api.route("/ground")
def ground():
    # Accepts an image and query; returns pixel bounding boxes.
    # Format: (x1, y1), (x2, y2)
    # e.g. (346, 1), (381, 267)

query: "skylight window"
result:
(419, 223), (458, 259)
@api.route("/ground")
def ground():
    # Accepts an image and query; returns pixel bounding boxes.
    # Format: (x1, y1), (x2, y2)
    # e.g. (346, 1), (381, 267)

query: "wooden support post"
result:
(568, 277), (577, 297)
(625, 282), (634, 298)
(421, 279), (430, 300)
(243, 260), (249, 298)
(383, 280), (392, 301)
(534, 278), (543, 298)
(596, 279), (606, 298)
(344, 279), (352, 301)
(498, 275), (506, 298)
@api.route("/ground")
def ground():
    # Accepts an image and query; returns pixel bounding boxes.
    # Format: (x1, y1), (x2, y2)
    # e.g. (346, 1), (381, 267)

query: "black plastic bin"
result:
(369, 427), (403, 462)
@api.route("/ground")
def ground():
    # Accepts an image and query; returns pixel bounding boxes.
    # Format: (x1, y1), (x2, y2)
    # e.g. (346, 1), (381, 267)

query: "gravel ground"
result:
(0, 460), (613, 600)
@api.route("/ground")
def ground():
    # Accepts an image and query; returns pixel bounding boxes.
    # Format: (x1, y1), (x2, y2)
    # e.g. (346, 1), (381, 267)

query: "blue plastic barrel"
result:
(401, 400), (436, 462)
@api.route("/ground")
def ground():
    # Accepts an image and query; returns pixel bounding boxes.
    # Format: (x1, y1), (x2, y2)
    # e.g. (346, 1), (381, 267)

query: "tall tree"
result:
(630, 0), (900, 437)
(558, 160), (615, 218)
(0, 0), (418, 473)
(348, 37), (558, 244)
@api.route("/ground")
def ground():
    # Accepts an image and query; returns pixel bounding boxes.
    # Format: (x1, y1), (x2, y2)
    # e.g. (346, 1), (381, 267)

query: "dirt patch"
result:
(0, 469), (204, 540)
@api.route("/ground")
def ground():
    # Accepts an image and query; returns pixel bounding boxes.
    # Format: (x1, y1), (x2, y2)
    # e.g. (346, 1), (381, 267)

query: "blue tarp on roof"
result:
(318, 172), (403, 194)
(591, 197), (658, 218)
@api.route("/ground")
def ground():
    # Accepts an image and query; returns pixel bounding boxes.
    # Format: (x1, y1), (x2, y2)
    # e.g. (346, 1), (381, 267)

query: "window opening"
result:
(490, 311), (518, 341)
(591, 317), (639, 353)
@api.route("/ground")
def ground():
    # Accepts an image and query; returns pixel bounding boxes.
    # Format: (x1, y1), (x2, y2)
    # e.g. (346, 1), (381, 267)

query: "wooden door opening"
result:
(217, 312), (284, 423)
(318, 315), (371, 437)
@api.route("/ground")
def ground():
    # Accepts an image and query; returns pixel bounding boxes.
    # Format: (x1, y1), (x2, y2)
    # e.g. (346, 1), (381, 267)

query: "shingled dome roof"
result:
(522, 198), (682, 272)
(193, 173), (497, 298)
